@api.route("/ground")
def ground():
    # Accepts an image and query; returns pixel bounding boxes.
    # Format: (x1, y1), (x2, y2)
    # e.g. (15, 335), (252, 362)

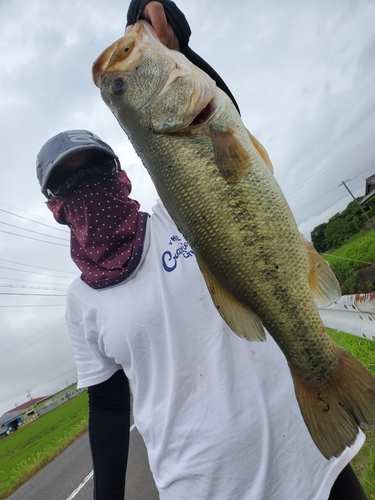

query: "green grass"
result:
(323, 229), (375, 294)
(323, 230), (375, 266)
(328, 328), (375, 498)
(0, 392), (88, 500)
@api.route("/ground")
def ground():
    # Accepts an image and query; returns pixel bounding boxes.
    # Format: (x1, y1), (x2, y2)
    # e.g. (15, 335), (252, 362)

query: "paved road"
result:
(7, 424), (159, 500)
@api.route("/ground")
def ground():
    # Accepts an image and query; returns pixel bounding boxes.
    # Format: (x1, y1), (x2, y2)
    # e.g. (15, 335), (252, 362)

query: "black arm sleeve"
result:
(126, 0), (241, 114)
(328, 464), (368, 500)
(88, 369), (131, 500)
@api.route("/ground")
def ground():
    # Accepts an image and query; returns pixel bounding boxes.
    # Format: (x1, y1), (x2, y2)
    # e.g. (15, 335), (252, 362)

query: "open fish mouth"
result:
(92, 39), (121, 87)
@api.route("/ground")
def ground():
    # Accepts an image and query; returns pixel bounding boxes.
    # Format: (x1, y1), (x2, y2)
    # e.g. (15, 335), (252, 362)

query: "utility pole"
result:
(27, 390), (40, 417)
(14, 403), (22, 429)
(14, 402), (21, 416)
(340, 180), (370, 221)
(65, 381), (70, 400)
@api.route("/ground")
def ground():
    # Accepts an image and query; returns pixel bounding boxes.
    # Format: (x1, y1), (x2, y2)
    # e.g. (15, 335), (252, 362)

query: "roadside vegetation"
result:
(0, 392), (88, 499)
(311, 197), (375, 254)
(322, 229), (375, 294)
(328, 328), (375, 498)
(311, 197), (375, 295)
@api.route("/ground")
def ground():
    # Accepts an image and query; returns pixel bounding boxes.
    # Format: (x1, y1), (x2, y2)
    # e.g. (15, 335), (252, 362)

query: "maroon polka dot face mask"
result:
(47, 171), (148, 289)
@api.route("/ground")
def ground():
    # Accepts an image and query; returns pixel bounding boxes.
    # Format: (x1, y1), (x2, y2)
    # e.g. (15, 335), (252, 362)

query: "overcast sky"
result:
(0, 0), (374, 417)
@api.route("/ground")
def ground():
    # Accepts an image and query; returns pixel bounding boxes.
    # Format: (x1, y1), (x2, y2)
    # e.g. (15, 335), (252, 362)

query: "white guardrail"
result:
(317, 293), (375, 342)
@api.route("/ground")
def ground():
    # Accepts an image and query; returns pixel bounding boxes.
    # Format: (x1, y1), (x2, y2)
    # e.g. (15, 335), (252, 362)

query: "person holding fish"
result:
(36, 1), (371, 499)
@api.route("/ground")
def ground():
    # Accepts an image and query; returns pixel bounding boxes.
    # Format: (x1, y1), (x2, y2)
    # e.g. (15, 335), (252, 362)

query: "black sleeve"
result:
(88, 369), (131, 500)
(126, 0), (241, 114)
(328, 464), (368, 500)
(127, 0), (191, 50)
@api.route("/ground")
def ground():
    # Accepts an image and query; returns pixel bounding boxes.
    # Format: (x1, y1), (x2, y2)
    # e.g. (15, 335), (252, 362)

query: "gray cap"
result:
(36, 129), (118, 192)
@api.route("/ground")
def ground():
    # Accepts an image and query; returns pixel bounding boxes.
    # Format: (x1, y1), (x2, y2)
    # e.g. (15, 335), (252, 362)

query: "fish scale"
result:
(135, 122), (343, 422)
(93, 20), (375, 460)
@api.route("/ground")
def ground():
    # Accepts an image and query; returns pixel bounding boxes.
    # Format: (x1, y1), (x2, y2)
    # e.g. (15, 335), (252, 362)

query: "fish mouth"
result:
(93, 39), (122, 87)
(189, 100), (215, 127)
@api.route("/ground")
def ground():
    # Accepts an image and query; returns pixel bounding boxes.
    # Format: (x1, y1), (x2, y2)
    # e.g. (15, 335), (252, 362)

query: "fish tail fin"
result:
(292, 346), (375, 459)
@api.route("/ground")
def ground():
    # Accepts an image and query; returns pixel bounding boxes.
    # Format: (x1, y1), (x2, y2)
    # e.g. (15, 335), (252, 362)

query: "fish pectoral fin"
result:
(210, 126), (251, 183)
(303, 236), (341, 307)
(196, 256), (266, 342)
(292, 346), (375, 460)
(247, 130), (274, 174)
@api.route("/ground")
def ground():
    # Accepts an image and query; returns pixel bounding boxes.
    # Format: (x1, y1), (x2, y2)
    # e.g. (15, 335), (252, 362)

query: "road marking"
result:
(65, 424), (137, 499)
(66, 470), (93, 499)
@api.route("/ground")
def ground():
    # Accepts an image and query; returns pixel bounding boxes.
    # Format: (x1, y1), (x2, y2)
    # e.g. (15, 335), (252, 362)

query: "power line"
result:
(0, 201), (68, 231)
(0, 228), (69, 246)
(0, 264), (73, 279)
(0, 284), (67, 292)
(0, 220), (68, 241)
(0, 258), (77, 276)
(0, 318), (65, 356)
(340, 180), (370, 221)
(288, 161), (375, 206)
(0, 292), (66, 296)
(0, 304), (65, 307)
(291, 163), (375, 213)
(0, 322), (67, 362)
(0, 208), (67, 233)
(284, 133), (375, 200)
(349, 164), (375, 182)
(0, 275), (72, 286)
(292, 186), (340, 213)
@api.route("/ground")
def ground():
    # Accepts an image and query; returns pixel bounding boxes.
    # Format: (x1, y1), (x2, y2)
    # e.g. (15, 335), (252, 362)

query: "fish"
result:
(92, 20), (375, 460)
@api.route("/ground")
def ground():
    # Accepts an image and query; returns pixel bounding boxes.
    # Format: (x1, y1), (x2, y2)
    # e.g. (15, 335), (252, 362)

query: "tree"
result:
(311, 223), (328, 253)
(311, 198), (369, 252)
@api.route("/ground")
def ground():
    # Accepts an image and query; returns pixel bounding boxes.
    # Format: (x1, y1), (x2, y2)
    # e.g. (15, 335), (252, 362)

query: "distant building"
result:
(0, 384), (86, 439)
(360, 174), (375, 204)
(0, 397), (46, 439)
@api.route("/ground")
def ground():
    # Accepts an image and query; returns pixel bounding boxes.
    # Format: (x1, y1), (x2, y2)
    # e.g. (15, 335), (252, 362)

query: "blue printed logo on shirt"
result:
(162, 235), (195, 272)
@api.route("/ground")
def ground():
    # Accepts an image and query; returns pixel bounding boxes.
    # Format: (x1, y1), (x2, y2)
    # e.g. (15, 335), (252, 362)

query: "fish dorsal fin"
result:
(196, 256), (266, 342)
(247, 130), (274, 174)
(302, 235), (341, 307)
(210, 126), (251, 183)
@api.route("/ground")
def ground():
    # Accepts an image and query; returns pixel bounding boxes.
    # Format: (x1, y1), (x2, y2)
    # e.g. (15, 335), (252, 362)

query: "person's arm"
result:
(126, 0), (241, 114)
(66, 290), (130, 500)
(88, 369), (131, 500)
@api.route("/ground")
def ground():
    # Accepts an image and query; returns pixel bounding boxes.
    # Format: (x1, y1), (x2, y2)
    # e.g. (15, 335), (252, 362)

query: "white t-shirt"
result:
(66, 200), (363, 500)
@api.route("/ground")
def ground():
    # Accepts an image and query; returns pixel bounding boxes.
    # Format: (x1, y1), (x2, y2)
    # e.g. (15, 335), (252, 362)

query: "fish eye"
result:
(111, 79), (126, 95)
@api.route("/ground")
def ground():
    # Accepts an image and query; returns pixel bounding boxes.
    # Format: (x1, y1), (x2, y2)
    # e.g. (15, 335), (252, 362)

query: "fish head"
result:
(92, 21), (217, 134)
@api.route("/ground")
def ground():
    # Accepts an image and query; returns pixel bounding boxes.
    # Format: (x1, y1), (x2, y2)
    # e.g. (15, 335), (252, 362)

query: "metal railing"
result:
(317, 293), (375, 341)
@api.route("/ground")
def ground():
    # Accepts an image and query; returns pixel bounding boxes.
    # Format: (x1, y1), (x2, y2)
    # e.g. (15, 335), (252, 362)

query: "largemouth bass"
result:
(93, 21), (375, 459)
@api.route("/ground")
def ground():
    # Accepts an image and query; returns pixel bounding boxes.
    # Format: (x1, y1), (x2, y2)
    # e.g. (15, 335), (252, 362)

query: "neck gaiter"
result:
(47, 171), (149, 289)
